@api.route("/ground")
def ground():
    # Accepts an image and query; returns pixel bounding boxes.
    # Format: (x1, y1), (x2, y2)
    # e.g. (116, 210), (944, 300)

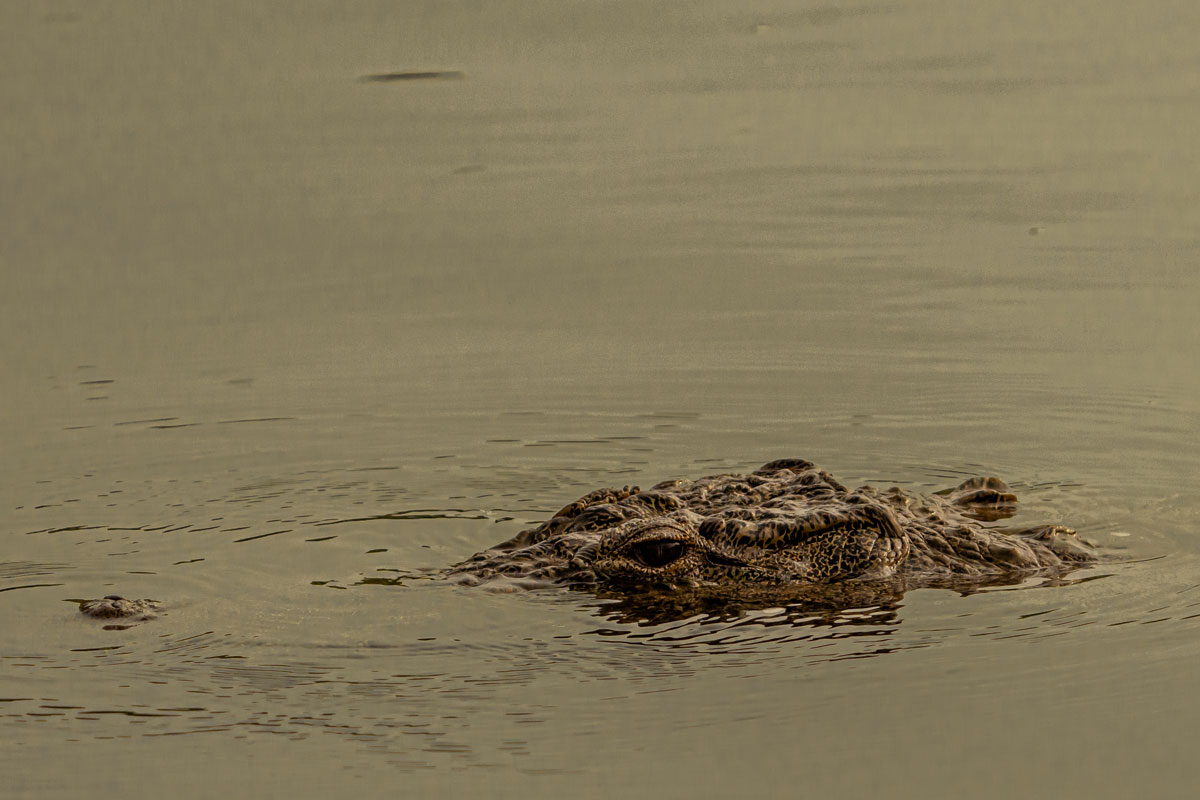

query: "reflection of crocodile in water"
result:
(450, 459), (1096, 620)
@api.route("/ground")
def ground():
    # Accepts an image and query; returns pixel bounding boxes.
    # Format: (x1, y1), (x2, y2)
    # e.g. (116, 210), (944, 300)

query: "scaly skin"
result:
(78, 595), (160, 621)
(450, 459), (1094, 591)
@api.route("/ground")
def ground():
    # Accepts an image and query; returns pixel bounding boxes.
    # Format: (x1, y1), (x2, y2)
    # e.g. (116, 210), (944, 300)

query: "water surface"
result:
(3, 1), (1199, 797)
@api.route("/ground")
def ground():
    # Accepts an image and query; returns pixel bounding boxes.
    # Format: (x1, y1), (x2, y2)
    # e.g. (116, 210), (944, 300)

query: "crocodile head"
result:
(450, 459), (1094, 605)
(581, 503), (912, 589)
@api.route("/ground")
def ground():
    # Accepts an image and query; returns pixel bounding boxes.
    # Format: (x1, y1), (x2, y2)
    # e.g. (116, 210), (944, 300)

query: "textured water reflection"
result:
(5, 556), (1190, 778)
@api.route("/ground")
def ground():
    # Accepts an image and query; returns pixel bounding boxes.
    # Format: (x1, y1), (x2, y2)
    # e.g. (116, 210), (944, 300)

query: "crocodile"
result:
(76, 460), (1096, 627)
(450, 459), (1095, 617)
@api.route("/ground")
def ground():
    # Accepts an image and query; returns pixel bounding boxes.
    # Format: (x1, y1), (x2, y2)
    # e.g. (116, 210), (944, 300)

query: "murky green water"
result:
(4, 1), (1199, 796)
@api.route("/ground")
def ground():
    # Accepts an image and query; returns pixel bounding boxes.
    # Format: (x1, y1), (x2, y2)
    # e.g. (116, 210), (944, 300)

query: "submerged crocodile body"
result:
(451, 459), (1094, 608)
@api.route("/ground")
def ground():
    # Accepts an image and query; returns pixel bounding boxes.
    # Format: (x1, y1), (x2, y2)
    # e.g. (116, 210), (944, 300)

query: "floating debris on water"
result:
(360, 70), (465, 83)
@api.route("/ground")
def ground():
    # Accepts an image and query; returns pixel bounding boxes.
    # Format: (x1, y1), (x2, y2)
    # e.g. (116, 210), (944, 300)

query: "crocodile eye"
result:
(631, 539), (686, 568)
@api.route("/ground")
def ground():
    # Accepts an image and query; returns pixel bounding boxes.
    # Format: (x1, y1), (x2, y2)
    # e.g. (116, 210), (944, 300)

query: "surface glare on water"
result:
(2, 1), (1199, 797)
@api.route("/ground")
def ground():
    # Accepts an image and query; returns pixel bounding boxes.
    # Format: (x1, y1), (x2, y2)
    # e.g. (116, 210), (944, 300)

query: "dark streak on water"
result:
(360, 70), (465, 82)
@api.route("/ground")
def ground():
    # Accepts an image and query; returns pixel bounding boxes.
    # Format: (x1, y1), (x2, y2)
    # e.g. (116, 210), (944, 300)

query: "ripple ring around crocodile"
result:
(78, 459), (1098, 626)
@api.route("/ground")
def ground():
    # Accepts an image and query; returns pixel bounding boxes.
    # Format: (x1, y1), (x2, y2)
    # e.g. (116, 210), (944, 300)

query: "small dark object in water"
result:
(78, 595), (160, 628)
(360, 70), (465, 83)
